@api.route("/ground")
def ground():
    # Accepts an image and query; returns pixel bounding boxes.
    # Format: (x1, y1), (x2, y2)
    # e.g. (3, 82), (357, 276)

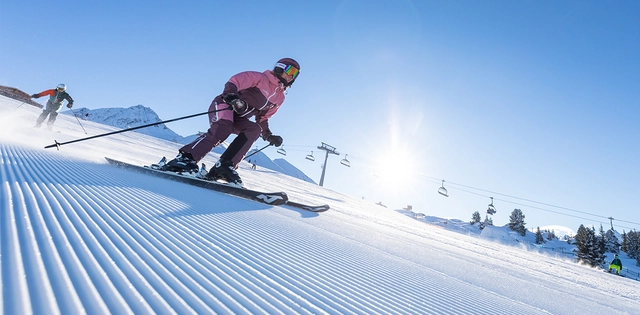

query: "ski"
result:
(105, 157), (329, 212)
(105, 157), (287, 205)
(285, 201), (330, 213)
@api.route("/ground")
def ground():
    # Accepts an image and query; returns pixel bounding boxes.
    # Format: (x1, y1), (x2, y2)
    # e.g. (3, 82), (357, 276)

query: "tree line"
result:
(470, 209), (640, 268)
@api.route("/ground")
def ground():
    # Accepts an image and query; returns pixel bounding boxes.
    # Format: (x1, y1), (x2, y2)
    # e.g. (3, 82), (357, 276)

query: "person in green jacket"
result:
(608, 254), (622, 275)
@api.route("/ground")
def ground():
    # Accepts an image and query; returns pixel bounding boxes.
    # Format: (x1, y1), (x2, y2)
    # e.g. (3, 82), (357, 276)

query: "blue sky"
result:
(2, 0), (639, 233)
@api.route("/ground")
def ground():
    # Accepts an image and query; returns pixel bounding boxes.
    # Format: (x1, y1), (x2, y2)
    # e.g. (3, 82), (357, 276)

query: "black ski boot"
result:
(164, 152), (199, 173)
(206, 159), (243, 186)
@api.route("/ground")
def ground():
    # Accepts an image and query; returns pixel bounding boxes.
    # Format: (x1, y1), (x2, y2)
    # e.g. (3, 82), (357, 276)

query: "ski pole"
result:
(9, 101), (27, 112)
(69, 107), (88, 134)
(44, 107), (231, 150)
(244, 143), (273, 160)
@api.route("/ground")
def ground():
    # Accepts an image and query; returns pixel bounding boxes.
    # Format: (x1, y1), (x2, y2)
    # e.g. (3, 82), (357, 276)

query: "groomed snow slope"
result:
(1, 96), (639, 314)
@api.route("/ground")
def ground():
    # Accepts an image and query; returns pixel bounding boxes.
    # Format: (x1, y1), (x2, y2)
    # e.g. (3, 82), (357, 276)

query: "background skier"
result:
(608, 254), (622, 275)
(164, 58), (300, 186)
(32, 84), (74, 130)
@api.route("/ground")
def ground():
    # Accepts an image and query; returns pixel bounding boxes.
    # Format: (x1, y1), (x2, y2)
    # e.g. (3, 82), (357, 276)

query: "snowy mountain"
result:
(273, 158), (317, 184)
(66, 105), (185, 143)
(2, 95), (640, 314)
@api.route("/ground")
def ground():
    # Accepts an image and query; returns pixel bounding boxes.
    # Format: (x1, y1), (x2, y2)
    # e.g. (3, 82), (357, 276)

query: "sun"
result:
(372, 147), (419, 190)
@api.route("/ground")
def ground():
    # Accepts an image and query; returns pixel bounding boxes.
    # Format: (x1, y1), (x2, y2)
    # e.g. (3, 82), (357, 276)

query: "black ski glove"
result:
(67, 103), (73, 108)
(31, 94), (38, 98)
(223, 93), (247, 114)
(266, 135), (283, 147)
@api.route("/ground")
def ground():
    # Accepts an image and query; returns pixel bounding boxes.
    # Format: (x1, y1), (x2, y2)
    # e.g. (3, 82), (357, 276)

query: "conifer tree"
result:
(604, 228), (621, 253)
(535, 227), (545, 244)
(595, 226), (606, 266)
(470, 211), (481, 225)
(630, 231), (640, 266)
(485, 215), (493, 227)
(479, 215), (493, 230)
(574, 225), (593, 265)
(546, 229), (556, 241)
(625, 231), (640, 266)
(621, 230), (628, 253)
(574, 225), (605, 267)
(625, 231), (639, 261)
(508, 209), (527, 236)
(597, 225), (606, 259)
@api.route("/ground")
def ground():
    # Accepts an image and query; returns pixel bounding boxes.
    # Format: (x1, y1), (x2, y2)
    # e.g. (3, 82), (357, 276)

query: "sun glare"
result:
(373, 148), (419, 190)
(368, 92), (427, 193)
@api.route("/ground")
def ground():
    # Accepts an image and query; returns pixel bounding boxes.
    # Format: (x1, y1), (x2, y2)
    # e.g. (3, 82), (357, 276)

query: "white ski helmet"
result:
(56, 83), (66, 92)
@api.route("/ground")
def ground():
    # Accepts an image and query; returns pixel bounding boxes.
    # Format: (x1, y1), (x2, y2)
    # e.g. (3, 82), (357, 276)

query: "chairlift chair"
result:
(486, 197), (497, 215)
(305, 151), (315, 161)
(277, 146), (287, 156)
(438, 180), (449, 197)
(340, 154), (351, 167)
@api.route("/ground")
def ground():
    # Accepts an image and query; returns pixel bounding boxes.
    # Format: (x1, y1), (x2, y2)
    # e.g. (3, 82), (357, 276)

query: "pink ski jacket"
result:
(215, 70), (287, 138)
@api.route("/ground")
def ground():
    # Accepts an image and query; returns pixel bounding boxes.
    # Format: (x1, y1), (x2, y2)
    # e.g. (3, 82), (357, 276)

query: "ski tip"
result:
(285, 202), (330, 212)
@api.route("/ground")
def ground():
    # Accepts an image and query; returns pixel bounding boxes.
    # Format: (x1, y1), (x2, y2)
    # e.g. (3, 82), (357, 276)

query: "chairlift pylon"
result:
(340, 154), (351, 167)
(438, 180), (449, 197)
(486, 197), (496, 215)
(277, 145), (287, 156)
(305, 151), (315, 161)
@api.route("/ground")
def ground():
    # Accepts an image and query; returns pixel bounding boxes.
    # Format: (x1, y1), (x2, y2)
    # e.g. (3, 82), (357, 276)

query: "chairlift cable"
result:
(278, 146), (640, 229)
(444, 180), (612, 220)
(425, 179), (638, 230)
(417, 174), (614, 221)
(278, 144), (316, 148)
(615, 218), (640, 225)
(331, 161), (639, 228)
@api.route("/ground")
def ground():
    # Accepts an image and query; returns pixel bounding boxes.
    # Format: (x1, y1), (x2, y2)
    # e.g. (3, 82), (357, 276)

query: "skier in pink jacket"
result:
(164, 58), (300, 186)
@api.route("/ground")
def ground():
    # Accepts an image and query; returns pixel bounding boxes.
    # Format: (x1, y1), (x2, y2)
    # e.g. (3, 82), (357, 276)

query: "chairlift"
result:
(438, 180), (449, 197)
(486, 197), (496, 215)
(340, 154), (351, 167)
(277, 145), (287, 156)
(305, 151), (315, 161)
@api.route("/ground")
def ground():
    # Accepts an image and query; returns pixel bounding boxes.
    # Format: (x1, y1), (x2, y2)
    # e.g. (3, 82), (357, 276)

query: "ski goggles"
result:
(275, 63), (300, 80)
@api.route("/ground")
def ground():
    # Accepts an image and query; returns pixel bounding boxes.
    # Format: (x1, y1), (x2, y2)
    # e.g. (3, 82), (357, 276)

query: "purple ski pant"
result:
(179, 101), (262, 167)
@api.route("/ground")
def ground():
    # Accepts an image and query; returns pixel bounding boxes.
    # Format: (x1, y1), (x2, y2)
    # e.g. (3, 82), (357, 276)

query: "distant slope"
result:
(273, 158), (316, 184)
(244, 149), (317, 184)
(64, 105), (184, 143)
